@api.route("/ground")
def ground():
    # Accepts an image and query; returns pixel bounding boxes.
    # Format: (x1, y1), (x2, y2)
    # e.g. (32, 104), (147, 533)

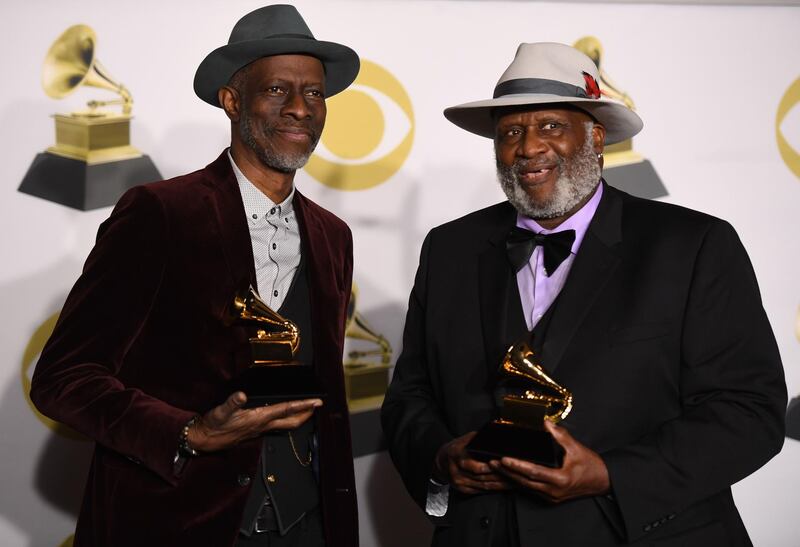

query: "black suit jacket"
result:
(381, 183), (786, 546)
(31, 151), (357, 547)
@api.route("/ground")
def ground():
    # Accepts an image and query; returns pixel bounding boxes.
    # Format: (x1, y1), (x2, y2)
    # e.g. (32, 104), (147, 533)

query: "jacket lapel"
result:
(541, 182), (623, 374)
(478, 203), (526, 373)
(292, 191), (338, 371)
(203, 151), (257, 293)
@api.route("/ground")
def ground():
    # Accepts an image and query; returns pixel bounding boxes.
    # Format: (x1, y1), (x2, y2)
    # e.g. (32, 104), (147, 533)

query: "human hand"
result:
(434, 431), (512, 495)
(489, 420), (609, 503)
(187, 392), (321, 452)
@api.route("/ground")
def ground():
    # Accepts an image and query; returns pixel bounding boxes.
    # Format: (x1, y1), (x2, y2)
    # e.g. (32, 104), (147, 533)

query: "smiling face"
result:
(226, 54), (327, 174)
(494, 105), (605, 224)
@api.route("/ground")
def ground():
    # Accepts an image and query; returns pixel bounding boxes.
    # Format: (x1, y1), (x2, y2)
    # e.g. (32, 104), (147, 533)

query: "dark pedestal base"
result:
(787, 396), (800, 441)
(18, 152), (161, 211)
(604, 159), (667, 199)
(234, 365), (326, 408)
(467, 421), (563, 468)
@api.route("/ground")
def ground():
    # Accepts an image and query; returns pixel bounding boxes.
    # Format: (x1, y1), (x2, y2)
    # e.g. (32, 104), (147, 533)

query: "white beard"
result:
(496, 123), (601, 220)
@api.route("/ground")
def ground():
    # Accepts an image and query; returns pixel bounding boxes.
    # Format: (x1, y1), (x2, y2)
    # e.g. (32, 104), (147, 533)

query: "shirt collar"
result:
(515, 181), (603, 255)
(227, 149), (295, 220)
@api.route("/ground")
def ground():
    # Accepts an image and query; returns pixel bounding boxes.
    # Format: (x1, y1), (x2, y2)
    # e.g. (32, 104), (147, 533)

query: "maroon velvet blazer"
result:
(31, 151), (358, 547)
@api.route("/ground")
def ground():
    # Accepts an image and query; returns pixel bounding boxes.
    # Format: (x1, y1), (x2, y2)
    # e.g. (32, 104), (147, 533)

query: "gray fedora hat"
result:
(194, 4), (360, 107)
(444, 42), (642, 145)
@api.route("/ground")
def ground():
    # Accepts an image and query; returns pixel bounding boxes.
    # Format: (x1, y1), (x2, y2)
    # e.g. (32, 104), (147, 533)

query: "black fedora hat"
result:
(194, 4), (360, 107)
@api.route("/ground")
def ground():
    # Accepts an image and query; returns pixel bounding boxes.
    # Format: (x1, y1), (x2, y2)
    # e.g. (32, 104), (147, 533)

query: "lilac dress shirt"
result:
(516, 183), (603, 330)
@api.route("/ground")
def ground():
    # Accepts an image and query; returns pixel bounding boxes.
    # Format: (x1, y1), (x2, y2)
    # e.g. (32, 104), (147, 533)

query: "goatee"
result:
(239, 109), (320, 173)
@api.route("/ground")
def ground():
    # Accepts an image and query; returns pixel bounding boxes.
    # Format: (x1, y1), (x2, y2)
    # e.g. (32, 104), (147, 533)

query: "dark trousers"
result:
(235, 508), (324, 547)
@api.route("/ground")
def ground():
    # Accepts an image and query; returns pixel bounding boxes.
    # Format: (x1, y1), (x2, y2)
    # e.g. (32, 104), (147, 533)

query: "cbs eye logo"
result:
(306, 59), (414, 190)
(777, 76), (800, 179)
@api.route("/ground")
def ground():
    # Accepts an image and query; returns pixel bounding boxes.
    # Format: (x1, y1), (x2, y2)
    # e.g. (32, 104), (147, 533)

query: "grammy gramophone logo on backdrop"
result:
(573, 36), (667, 199)
(18, 24), (160, 211)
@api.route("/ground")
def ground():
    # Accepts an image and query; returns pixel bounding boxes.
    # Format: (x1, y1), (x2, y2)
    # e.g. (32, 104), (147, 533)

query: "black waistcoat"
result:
(239, 257), (320, 535)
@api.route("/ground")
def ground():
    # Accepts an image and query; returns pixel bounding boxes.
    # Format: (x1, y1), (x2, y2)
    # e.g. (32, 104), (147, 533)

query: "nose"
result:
(519, 129), (547, 158)
(282, 90), (312, 120)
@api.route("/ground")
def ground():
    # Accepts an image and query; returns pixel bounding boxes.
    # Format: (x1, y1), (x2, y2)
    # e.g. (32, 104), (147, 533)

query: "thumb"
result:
(221, 391), (247, 417)
(544, 419), (575, 450)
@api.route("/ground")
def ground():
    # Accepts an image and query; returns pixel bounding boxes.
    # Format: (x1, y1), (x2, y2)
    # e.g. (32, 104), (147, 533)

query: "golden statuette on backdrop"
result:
(467, 340), (573, 467)
(228, 286), (323, 408)
(18, 24), (160, 210)
(573, 36), (667, 199)
(343, 284), (392, 411)
(43, 25), (140, 164)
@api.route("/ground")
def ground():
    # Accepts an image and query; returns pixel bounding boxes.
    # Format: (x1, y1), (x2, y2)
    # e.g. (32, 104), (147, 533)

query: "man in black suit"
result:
(381, 42), (786, 546)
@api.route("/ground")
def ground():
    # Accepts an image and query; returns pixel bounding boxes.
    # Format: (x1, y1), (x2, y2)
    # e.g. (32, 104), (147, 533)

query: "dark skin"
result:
(434, 105), (610, 503)
(220, 54), (326, 204)
(187, 54), (327, 452)
(495, 105), (606, 230)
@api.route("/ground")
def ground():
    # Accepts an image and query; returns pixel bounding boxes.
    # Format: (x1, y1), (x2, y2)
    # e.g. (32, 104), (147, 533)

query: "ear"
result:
(591, 123), (606, 154)
(218, 86), (241, 122)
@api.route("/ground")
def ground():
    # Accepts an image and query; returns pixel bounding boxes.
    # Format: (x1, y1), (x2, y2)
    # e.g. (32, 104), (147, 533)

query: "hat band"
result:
(493, 78), (589, 100)
(229, 32), (314, 45)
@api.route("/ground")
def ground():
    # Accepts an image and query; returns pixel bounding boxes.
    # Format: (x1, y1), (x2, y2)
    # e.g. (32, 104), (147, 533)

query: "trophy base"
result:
(603, 159), (667, 200)
(466, 421), (564, 468)
(786, 395), (800, 441)
(18, 152), (161, 211)
(343, 362), (390, 409)
(234, 364), (326, 408)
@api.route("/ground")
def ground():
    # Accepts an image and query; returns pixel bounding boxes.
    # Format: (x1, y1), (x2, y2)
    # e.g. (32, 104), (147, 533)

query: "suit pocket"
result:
(610, 322), (671, 346)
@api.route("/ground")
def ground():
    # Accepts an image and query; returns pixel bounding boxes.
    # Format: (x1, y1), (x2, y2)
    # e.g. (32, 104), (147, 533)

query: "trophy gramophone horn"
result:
(42, 24), (132, 114)
(573, 36), (635, 111)
(501, 341), (573, 423)
(232, 286), (300, 354)
(345, 284), (392, 365)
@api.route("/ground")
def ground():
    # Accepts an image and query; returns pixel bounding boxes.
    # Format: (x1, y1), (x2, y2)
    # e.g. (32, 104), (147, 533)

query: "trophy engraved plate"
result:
(229, 286), (324, 408)
(343, 284), (392, 411)
(467, 340), (573, 467)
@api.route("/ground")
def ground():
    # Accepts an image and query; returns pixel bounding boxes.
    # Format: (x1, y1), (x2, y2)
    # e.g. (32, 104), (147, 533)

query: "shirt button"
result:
(273, 290), (278, 297)
(266, 474), (277, 483)
(270, 208), (276, 215)
(251, 213), (257, 219)
(272, 243), (277, 250)
(237, 474), (251, 487)
(479, 516), (490, 529)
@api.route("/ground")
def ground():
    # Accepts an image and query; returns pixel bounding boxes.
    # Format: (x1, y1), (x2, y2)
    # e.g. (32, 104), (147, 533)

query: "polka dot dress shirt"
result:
(228, 152), (301, 310)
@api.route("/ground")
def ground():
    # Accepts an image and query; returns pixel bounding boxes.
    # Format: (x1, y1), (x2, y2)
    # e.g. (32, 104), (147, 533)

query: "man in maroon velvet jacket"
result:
(30, 6), (360, 546)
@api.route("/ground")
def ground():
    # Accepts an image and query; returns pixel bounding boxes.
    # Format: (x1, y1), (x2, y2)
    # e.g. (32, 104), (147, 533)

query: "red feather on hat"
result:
(582, 72), (601, 99)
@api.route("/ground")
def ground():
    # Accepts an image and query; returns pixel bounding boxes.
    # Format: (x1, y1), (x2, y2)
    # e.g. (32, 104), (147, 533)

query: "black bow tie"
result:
(506, 227), (576, 276)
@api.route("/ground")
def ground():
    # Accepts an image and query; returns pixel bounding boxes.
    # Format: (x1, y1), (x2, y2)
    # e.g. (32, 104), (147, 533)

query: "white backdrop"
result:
(1, 1), (799, 545)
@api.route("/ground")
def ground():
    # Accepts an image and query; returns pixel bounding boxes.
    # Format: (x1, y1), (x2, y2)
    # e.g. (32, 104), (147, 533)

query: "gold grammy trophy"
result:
(467, 340), (573, 467)
(343, 284), (392, 411)
(19, 24), (160, 210)
(229, 286), (324, 408)
(573, 36), (667, 200)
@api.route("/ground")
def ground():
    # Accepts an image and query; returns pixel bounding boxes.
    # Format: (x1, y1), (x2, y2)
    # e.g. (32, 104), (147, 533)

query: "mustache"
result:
(264, 122), (319, 141)
(508, 155), (564, 174)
